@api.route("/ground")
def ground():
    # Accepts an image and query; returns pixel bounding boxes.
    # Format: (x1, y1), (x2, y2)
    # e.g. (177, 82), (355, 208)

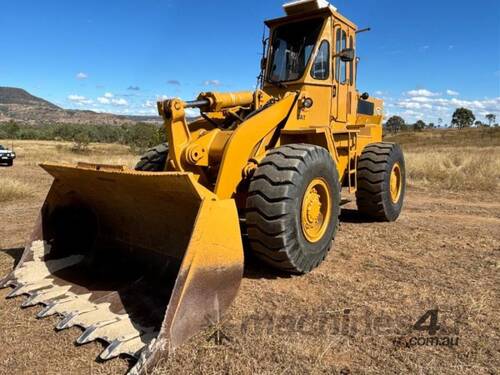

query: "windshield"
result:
(0, 145), (4, 150)
(267, 18), (324, 83)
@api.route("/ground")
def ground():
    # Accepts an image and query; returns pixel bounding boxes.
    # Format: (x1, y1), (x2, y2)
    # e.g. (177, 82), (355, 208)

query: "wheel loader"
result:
(1, 1), (405, 373)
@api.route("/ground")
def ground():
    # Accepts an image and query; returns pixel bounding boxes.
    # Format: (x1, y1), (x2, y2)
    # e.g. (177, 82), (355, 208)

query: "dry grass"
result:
(385, 127), (500, 149)
(0, 177), (33, 202)
(385, 128), (500, 192)
(2, 130), (500, 196)
(405, 147), (500, 191)
(1, 139), (137, 168)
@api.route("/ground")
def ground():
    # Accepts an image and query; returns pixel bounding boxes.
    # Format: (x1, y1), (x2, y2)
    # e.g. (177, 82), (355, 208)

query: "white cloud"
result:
(97, 97), (110, 104)
(408, 96), (432, 103)
(96, 92), (128, 106)
(111, 98), (128, 106)
(407, 89), (440, 97)
(393, 92), (500, 123)
(143, 100), (156, 108)
(446, 89), (459, 96)
(76, 72), (88, 80)
(68, 94), (93, 105)
(399, 101), (432, 110)
(204, 79), (221, 86)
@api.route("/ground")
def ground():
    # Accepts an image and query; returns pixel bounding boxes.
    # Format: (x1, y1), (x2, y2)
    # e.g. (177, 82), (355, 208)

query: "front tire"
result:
(356, 142), (406, 221)
(135, 143), (168, 171)
(245, 144), (341, 274)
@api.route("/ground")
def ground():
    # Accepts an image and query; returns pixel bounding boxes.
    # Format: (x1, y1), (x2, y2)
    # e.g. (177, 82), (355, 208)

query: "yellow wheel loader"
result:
(1, 1), (405, 373)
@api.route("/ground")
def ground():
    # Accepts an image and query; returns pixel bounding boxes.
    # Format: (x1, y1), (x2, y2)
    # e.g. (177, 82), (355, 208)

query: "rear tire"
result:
(135, 143), (169, 171)
(245, 144), (340, 274)
(356, 142), (406, 221)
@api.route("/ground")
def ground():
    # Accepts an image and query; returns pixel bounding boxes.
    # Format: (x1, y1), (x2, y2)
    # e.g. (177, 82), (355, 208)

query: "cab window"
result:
(335, 28), (347, 84)
(349, 36), (354, 85)
(267, 18), (324, 82)
(311, 40), (330, 80)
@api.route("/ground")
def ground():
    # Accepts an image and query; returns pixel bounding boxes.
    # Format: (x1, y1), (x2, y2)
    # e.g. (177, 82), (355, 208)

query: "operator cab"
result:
(262, 0), (379, 127)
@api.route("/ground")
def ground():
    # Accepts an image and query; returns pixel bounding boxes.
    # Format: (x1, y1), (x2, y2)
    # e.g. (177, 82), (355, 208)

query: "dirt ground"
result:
(0, 141), (499, 374)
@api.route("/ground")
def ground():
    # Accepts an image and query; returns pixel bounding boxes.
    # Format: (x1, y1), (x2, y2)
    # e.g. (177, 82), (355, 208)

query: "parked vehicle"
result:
(0, 144), (16, 166)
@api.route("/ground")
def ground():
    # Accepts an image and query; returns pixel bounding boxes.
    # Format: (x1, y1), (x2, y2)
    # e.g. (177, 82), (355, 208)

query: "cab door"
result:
(332, 23), (350, 123)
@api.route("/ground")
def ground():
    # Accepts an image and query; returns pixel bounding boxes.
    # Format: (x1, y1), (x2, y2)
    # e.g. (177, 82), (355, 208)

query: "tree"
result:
(485, 114), (496, 127)
(386, 116), (405, 134)
(122, 123), (161, 153)
(438, 118), (443, 128)
(0, 121), (20, 138)
(474, 120), (484, 128)
(71, 129), (91, 153)
(427, 122), (435, 129)
(451, 108), (475, 129)
(413, 120), (426, 132)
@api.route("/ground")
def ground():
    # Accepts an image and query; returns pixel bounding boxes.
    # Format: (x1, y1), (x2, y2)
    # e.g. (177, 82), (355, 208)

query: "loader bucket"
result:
(0, 163), (244, 374)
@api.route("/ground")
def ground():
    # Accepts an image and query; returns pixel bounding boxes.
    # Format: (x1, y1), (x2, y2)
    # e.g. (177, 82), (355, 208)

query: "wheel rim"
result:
(390, 163), (402, 203)
(301, 178), (331, 243)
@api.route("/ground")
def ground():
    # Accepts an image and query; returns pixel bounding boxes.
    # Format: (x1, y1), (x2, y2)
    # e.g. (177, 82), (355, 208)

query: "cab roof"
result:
(265, 6), (357, 30)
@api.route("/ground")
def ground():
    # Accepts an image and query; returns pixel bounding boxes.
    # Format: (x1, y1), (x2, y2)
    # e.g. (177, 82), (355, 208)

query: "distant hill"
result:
(0, 87), (161, 126)
(0, 87), (60, 109)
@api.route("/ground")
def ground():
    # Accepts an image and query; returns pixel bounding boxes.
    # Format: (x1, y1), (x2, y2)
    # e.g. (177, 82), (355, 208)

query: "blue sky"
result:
(1, 0), (499, 124)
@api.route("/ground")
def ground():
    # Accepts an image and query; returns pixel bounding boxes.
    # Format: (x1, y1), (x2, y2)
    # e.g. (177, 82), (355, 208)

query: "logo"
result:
(392, 309), (459, 348)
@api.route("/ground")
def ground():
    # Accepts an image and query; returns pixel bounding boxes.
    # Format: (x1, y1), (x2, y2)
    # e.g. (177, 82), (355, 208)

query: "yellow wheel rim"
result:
(390, 163), (402, 204)
(301, 178), (331, 243)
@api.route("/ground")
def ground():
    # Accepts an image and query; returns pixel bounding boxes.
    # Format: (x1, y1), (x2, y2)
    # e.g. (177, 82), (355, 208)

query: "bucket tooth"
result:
(21, 292), (41, 308)
(21, 285), (72, 308)
(6, 283), (24, 299)
(36, 293), (95, 319)
(100, 331), (158, 361)
(99, 332), (150, 361)
(36, 297), (75, 318)
(0, 278), (15, 289)
(24, 286), (72, 307)
(79, 317), (144, 342)
(7, 279), (54, 299)
(64, 305), (118, 329)
(76, 318), (144, 345)
(76, 325), (99, 345)
(100, 339), (124, 361)
(76, 320), (118, 345)
(56, 312), (78, 331)
(55, 304), (101, 331)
